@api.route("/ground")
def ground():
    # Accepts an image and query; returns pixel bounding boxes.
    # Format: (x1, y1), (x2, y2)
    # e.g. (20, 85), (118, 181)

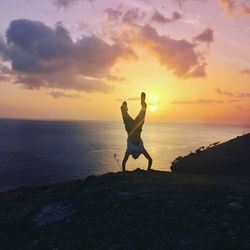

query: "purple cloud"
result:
(0, 19), (134, 92)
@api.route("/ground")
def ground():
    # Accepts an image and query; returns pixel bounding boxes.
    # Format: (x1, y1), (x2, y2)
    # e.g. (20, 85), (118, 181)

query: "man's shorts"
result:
(127, 139), (146, 159)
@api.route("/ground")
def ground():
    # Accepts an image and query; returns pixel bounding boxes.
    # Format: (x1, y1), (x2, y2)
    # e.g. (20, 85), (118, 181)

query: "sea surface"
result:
(0, 119), (249, 192)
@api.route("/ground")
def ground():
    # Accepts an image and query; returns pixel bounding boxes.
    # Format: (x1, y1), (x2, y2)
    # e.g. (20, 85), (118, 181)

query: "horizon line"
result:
(0, 117), (250, 128)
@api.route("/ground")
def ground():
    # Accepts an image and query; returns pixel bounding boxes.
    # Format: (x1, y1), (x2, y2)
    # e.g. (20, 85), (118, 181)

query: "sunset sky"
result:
(0, 0), (249, 124)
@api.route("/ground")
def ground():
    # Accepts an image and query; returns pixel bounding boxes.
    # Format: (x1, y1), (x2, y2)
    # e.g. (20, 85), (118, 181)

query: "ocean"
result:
(0, 119), (249, 192)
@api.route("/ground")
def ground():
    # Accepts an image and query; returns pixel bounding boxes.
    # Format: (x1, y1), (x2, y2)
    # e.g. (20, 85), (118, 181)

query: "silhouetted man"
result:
(121, 92), (153, 174)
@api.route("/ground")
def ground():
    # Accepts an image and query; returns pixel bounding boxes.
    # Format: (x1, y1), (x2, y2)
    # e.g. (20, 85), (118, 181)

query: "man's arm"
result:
(143, 150), (152, 171)
(122, 151), (130, 174)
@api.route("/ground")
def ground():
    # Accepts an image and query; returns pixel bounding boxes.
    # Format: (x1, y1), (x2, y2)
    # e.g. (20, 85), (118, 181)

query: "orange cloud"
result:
(218, 0), (250, 16)
(110, 24), (211, 79)
(218, 0), (238, 16)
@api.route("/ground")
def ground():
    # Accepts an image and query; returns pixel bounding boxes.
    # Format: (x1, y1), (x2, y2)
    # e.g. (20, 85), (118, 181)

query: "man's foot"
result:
(121, 101), (128, 112)
(141, 92), (146, 107)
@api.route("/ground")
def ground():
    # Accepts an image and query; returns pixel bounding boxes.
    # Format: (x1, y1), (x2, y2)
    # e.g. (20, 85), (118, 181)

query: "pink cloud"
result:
(239, 68), (250, 75)
(52, 0), (92, 8)
(193, 28), (214, 45)
(151, 10), (182, 24)
(104, 8), (123, 21)
(239, 2), (250, 15)
(123, 8), (145, 23)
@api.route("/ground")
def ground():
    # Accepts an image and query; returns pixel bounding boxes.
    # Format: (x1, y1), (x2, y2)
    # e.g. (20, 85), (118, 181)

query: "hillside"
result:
(171, 133), (250, 176)
(1, 169), (250, 249)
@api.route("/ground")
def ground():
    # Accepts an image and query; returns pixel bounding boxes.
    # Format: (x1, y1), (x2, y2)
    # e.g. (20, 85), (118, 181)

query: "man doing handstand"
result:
(121, 92), (153, 174)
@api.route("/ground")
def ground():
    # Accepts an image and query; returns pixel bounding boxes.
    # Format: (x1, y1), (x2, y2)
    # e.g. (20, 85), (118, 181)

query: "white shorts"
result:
(127, 139), (146, 159)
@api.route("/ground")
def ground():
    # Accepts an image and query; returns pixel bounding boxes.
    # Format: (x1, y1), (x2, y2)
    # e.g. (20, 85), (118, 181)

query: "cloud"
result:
(104, 8), (123, 21)
(151, 10), (182, 24)
(187, 63), (207, 78)
(235, 105), (243, 110)
(218, 0), (238, 15)
(104, 7), (146, 24)
(137, 25), (208, 78)
(52, 0), (92, 8)
(117, 97), (140, 102)
(123, 8), (144, 24)
(238, 92), (250, 98)
(172, 0), (250, 16)
(216, 87), (250, 98)
(193, 28), (214, 45)
(0, 19), (134, 92)
(0, 74), (10, 82)
(216, 87), (234, 97)
(239, 2), (250, 15)
(239, 68), (250, 74)
(171, 99), (224, 104)
(117, 97), (158, 107)
(171, 98), (240, 105)
(47, 91), (81, 98)
(218, 0), (250, 16)
(4, 19), (73, 73)
(109, 23), (211, 78)
(0, 63), (12, 82)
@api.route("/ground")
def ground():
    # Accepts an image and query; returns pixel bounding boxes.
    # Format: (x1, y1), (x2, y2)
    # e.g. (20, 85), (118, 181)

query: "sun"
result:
(150, 105), (157, 112)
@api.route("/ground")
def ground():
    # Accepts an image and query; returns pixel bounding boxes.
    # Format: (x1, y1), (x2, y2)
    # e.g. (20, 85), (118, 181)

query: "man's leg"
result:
(122, 151), (130, 174)
(121, 101), (134, 127)
(143, 150), (153, 171)
(134, 93), (147, 128)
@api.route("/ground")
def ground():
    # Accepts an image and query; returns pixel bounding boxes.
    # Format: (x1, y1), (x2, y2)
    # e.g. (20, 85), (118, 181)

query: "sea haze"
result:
(0, 119), (249, 192)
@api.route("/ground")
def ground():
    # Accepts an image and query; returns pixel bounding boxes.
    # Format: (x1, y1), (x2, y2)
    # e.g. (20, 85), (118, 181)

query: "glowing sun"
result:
(150, 105), (157, 112)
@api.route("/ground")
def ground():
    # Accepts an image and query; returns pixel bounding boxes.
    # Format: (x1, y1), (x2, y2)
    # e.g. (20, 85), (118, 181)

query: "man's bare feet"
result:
(121, 101), (128, 112)
(141, 92), (146, 107)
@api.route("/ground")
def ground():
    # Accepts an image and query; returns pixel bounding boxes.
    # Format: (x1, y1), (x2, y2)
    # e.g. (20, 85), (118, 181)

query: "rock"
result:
(29, 239), (39, 247)
(227, 202), (242, 210)
(84, 175), (96, 182)
(32, 202), (75, 226)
